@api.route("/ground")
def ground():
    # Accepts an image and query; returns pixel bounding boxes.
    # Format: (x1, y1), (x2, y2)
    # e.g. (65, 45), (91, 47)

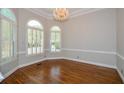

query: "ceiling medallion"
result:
(53, 8), (69, 21)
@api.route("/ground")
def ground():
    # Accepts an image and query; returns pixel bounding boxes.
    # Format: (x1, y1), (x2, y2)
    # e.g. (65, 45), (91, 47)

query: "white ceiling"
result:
(26, 8), (103, 19)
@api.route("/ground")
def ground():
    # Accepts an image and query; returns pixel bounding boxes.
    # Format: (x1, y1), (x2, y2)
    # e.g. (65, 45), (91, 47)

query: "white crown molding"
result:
(25, 8), (104, 20)
(25, 8), (51, 19)
(70, 8), (104, 18)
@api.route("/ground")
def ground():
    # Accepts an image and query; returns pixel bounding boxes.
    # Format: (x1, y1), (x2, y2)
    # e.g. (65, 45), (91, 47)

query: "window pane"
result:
(33, 30), (37, 54)
(1, 19), (13, 58)
(27, 21), (44, 55)
(27, 20), (43, 29)
(51, 32), (55, 41)
(0, 9), (16, 22)
(56, 32), (60, 42)
(55, 32), (60, 51)
(51, 32), (56, 51)
(36, 30), (41, 54)
(2, 20), (11, 40)
(28, 29), (32, 55)
(56, 32), (61, 51)
(41, 31), (43, 52)
(51, 28), (61, 52)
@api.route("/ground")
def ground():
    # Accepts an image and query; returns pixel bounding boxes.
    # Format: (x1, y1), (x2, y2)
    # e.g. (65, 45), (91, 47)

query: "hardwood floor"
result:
(1, 59), (123, 84)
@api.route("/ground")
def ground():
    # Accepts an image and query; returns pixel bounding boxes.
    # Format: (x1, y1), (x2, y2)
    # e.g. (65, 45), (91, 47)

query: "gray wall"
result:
(62, 9), (117, 67)
(0, 8), (120, 77)
(63, 9), (116, 51)
(116, 9), (124, 77)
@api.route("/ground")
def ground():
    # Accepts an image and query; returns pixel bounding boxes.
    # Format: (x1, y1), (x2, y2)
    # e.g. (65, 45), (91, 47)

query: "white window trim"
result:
(50, 28), (62, 53)
(0, 13), (17, 64)
(0, 14), (2, 64)
(26, 25), (44, 56)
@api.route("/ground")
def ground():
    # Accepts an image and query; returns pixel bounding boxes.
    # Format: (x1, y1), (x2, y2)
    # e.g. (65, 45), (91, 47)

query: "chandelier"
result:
(53, 8), (69, 21)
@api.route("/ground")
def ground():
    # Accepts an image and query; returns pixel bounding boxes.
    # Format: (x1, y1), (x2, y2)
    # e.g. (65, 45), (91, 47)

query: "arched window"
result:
(50, 26), (61, 52)
(0, 9), (16, 60)
(27, 20), (44, 55)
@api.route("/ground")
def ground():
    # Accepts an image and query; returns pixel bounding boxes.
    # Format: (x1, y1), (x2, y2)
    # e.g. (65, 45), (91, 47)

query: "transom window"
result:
(27, 20), (44, 55)
(50, 26), (61, 52)
(0, 8), (17, 61)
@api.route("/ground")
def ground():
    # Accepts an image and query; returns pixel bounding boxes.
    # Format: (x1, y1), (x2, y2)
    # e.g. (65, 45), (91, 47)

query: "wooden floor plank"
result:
(1, 59), (123, 84)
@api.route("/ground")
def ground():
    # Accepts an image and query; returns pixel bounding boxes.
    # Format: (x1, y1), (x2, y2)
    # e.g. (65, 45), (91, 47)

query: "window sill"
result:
(26, 52), (44, 57)
(51, 51), (61, 53)
(50, 49), (61, 52)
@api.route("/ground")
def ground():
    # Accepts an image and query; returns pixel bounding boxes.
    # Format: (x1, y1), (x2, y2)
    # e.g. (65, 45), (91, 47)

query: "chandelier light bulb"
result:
(53, 8), (69, 21)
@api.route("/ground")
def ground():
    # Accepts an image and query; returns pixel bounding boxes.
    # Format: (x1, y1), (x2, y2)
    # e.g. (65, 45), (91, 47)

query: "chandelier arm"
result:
(53, 8), (69, 21)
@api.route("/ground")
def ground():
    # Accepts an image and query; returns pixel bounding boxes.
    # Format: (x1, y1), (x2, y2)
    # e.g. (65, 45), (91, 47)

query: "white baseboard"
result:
(0, 72), (4, 82)
(17, 57), (117, 70)
(3, 66), (19, 81)
(19, 58), (46, 68)
(62, 57), (117, 69)
(19, 57), (63, 68)
(116, 68), (124, 83)
(45, 57), (64, 60)
(116, 53), (124, 83)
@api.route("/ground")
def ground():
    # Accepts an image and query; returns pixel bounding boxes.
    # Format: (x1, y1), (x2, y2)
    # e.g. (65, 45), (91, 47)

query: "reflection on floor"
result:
(1, 59), (123, 84)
